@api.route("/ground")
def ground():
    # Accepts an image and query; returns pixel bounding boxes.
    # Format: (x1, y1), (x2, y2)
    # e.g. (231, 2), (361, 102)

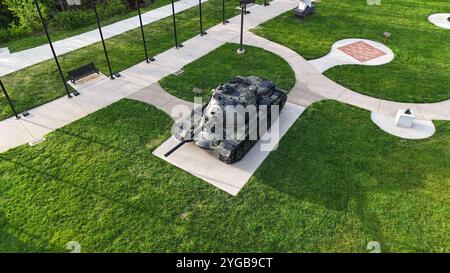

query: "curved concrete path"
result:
(239, 32), (450, 122)
(370, 112), (435, 139)
(127, 83), (193, 121)
(428, 13), (450, 29)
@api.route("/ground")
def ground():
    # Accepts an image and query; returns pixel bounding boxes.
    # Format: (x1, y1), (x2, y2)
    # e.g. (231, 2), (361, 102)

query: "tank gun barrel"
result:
(164, 140), (191, 157)
(165, 118), (216, 157)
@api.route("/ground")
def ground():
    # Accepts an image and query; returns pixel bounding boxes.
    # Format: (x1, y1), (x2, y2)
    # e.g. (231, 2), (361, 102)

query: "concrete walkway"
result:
(0, 0), (208, 77)
(128, 83), (193, 121)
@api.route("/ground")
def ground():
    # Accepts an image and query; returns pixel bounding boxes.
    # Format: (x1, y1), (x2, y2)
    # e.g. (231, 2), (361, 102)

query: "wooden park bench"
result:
(68, 63), (100, 84)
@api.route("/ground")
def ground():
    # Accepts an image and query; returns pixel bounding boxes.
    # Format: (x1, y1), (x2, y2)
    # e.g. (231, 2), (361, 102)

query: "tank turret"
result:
(165, 76), (287, 164)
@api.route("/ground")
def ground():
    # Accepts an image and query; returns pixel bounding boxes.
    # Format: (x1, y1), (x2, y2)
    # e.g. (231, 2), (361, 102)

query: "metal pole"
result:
(93, 0), (114, 79)
(171, 0), (183, 48)
(199, 0), (206, 36)
(0, 79), (20, 119)
(222, 0), (229, 24)
(33, 0), (73, 98)
(138, 0), (155, 62)
(237, 2), (245, 54)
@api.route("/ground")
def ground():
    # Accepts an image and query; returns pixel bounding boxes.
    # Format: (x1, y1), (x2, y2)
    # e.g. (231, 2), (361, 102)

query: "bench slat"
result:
(68, 63), (99, 84)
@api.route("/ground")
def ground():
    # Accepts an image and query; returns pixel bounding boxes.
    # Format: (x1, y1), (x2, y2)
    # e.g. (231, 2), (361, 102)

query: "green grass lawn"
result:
(0, 0), (241, 121)
(1, 0), (174, 52)
(160, 43), (296, 102)
(0, 99), (448, 252)
(253, 0), (450, 103)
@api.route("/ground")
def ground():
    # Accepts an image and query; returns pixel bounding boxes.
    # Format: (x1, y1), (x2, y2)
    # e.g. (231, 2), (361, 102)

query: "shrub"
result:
(0, 28), (10, 44)
(98, 0), (128, 18)
(7, 24), (33, 39)
(0, 1), (14, 29)
(50, 9), (95, 30)
(4, 0), (47, 33)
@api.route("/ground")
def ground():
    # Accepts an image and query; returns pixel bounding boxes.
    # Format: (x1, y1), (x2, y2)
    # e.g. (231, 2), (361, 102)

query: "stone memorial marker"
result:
(192, 87), (203, 95)
(395, 108), (415, 128)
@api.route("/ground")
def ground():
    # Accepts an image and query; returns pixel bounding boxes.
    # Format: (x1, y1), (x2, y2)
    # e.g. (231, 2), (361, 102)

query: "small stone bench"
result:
(68, 63), (99, 84)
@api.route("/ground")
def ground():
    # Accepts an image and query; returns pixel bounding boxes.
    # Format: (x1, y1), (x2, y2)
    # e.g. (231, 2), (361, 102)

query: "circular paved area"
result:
(243, 33), (450, 122)
(308, 38), (394, 73)
(428, 13), (450, 29)
(370, 112), (436, 139)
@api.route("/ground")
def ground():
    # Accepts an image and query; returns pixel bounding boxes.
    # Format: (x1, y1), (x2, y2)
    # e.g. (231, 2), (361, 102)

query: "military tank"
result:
(164, 76), (288, 164)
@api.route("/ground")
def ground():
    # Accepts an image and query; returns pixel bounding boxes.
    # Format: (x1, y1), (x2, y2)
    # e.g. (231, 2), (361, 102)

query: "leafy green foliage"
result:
(50, 0), (128, 30)
(0, 1), (14, 29)
(0, 99), (448, 252)
(50, 9), (96, 31)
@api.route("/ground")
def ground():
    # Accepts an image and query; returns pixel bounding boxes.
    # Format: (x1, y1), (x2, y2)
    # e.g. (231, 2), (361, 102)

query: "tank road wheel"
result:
(216, 152), (232, 164)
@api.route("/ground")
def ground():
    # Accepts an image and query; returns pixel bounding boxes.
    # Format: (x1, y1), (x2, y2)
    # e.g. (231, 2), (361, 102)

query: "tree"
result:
(0, 2), (14, 29)
(4, 0), (48, 33)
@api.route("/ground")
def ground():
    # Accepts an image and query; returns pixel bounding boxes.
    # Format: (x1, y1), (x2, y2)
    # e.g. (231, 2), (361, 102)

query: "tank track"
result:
(216, 92), (288, 164)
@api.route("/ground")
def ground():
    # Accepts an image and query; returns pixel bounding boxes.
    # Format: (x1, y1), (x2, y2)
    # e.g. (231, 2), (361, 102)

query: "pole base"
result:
(200, 32), (207, 36)
(28, 137), (45, 147)
(264, 3), (270, 6)
(176, 44), (184, 49)
(223, 20), (229, 24)
(236, 48), (246, 55)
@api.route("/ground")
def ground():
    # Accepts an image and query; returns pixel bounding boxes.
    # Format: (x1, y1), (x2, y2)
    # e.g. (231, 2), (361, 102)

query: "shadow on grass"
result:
(0, 211), (58, 252)
(252, 100), (432, 241)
